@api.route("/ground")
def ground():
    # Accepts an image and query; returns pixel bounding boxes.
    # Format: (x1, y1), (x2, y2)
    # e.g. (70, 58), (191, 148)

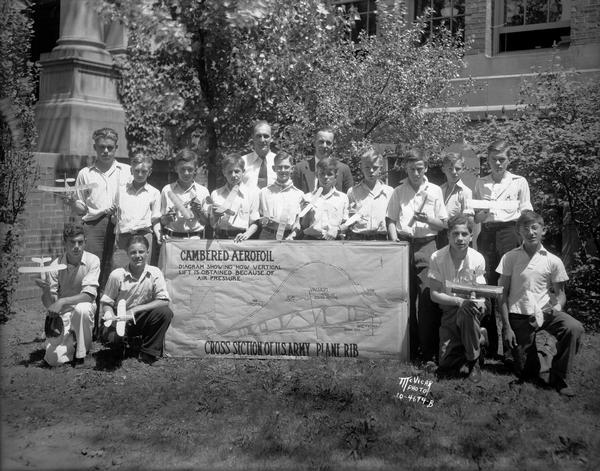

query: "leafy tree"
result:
(466, 61), (600, 328)
(100, 0), (471, 186)
(0, 0), (38, 320)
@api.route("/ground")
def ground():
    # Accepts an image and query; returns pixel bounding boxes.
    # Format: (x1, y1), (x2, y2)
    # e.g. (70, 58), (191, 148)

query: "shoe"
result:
(72, 357), (86, 369)
(558, 386), (576, 397)
(468, 362), (482, 384)
(139, 352), (159, 365)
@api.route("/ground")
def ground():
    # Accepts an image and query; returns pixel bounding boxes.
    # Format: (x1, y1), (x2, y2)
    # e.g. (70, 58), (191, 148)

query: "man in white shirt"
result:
(72, 128), (131, 289)
(242, 120), (276, 189)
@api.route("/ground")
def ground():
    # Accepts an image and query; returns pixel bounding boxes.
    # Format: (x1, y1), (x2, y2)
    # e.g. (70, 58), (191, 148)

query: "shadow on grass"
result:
(18, 348), (46, 367)
(93, 347), (123, 371)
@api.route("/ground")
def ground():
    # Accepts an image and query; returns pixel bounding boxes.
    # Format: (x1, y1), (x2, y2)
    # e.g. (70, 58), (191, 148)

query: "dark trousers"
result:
(128, 305), (174, 358)
(477, 222), (519, 356)
(404, 236), (441, 361)
(509, 311), (584, 385)
(83, 215), (115, 290)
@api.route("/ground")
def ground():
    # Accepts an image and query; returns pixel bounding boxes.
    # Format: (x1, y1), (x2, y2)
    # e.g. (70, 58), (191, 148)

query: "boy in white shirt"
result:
(72, 128), (131, 288)
(429, 215), (488, 382)
(160, 148), (210, 241)
(112, 153), (161, 269)
(497, 210), (584, 397)
(386, 147), (448, 361)
(258, 151), (304, 240)
(346, 148), (392, 240)
(300, 157), (349, 240)
(210, 154), (260, 241)
(437, 151), (473, 248)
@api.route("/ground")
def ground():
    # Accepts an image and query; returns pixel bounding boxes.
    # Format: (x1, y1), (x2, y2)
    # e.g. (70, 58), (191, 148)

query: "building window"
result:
(495, 0), (571, 53)
(414, 0), (465, 42)
(335, 0), (377, 42)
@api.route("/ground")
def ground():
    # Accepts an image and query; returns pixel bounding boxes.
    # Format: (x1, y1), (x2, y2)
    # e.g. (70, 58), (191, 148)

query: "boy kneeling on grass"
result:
(428, 214), (488, 383)
(497, 210), (584, 397)
(100, 235), (173, 365)
(35, 223), (100, 367)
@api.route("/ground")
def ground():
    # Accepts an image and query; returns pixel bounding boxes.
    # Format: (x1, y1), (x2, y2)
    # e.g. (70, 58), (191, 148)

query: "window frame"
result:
(413, 0), (466, 43)
(493, 0), (571, 55)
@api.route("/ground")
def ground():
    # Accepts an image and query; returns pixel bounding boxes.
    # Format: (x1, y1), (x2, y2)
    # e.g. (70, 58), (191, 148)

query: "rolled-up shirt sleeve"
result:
(80, 254), (100, 300)
(152, 271), (170, 302)
(100, 270), (121, 306)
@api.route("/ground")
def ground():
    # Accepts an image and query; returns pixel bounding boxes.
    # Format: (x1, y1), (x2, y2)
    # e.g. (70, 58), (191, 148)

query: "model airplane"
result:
(298, 187), (323, 218)
(38, 174), (97, 193)
(18, 256), (67, 276)
(102, 299), (135, 337)
(445, 280), (503, 299)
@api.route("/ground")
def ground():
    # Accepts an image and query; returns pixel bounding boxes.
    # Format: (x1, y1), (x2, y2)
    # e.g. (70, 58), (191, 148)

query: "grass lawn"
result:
(2, 299), (599, 470)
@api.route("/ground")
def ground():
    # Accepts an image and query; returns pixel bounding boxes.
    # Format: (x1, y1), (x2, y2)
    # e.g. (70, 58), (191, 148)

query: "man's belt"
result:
(164, 227), (204, 238)
(121, 227), (152, 236)
(397, 234), (437, 244)
(482, 221), (516, 230)
(347, 232), (388, 241)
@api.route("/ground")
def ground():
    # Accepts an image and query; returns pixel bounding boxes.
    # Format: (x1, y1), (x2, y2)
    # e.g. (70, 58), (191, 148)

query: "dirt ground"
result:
(2, 299), (599, 471)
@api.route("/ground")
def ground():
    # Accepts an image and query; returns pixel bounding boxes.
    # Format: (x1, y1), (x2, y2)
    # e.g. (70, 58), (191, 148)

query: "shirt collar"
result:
(127, 181), (149, 193)
(518, 243), (548, 256)
(124, 264), (150, 281)
(321, 187), (339, 199)
(61, 252), (87, 267)
(402, 176), (429, 193)
(360, 180), (385, 197)
(273, 180), (294, 190)
(175, 181), (197, 193)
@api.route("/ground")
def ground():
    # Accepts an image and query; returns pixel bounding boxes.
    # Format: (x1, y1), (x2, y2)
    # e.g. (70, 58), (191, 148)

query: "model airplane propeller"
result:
(102, 299), (136, 337)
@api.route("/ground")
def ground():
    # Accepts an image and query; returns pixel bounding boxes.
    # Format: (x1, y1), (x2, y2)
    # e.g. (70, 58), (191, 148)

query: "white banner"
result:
(162, 240), (410, 360)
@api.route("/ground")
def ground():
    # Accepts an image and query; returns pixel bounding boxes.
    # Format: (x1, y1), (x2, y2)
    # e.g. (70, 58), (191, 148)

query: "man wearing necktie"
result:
(291, 127), (354, 194)
(242, 120), (276, 189)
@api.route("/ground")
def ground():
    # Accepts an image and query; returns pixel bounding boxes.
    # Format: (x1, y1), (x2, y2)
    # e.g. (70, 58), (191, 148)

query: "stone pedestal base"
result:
(36, 98), (127, 158)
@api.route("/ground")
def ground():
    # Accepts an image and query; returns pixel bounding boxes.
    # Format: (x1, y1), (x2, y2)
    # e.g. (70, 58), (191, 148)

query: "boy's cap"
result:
(93, 128), (118, 142)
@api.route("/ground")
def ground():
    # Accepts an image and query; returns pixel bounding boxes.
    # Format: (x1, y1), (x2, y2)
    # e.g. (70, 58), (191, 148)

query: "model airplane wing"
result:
(445, 280), (503, 298)
(38, 182), (98, 193)
(18, 263), (67, 274)
(116, 299), (127, 336)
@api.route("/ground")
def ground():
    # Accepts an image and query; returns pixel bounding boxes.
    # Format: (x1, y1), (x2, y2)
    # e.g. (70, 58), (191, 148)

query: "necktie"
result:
(258, 157), (268, 189)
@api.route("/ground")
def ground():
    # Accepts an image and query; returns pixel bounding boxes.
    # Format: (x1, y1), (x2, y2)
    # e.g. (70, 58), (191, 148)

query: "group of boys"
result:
(36, 122), (584, 397)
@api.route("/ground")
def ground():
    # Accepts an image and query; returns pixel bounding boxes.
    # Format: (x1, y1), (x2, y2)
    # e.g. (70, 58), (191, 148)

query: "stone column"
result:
(35, 0), (128, 157)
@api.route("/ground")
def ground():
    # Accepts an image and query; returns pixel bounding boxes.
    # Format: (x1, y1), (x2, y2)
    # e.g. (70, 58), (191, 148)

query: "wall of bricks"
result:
(571, 0), (600, 45)
(465, 0), (487, 55)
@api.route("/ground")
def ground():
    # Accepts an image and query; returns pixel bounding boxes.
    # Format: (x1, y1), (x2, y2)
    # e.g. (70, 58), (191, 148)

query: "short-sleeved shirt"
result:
(76, 161), (131, 222)
(48, 251), (100, 300)
(496, 245), (568, 316)
(100, 264), (170, 310)
(302, 187), (349, 238)
(242, 151), (276, 189)
(161, 181), (210, 233)
(117, 182), (161, 234)
(259, 181), (304, 226)
(211, 184), (260, 231)
(441, 180), (473, 219)
(428, 246), (486, 312)
(347, 180), (393, 234)
(473, 171), (532, 223)
(386, 177), (448, 238)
